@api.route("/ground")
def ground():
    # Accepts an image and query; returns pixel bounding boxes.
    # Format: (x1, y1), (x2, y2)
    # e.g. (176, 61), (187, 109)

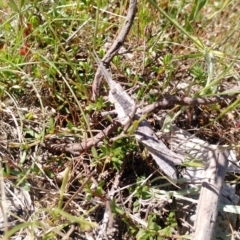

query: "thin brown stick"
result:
(142, 95), (234, 115)
(45, 121), (121, 155)
(92, 0), (137, 100)
(46, 94), (235, 155)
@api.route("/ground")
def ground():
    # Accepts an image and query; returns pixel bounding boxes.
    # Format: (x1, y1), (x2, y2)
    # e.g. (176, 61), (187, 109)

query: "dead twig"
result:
(45, 121), (121, 155)
(142, 95), (235, 115)
(45, 93), (236, 156)
(92, 0), (137, 100)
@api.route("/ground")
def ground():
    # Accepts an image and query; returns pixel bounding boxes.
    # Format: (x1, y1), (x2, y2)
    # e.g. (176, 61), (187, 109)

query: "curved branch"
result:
(46, 94), (236, 155)
(142, 95), (233, 115)
(46, 121), (121, 155)
(92, 0), (137, 100)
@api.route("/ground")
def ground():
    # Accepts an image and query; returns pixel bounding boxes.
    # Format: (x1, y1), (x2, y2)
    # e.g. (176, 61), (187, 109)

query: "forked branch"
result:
(46, 93), (236, 155)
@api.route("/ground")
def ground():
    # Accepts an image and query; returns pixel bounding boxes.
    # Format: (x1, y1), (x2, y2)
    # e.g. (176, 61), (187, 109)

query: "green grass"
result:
(0, 0), (239, 239)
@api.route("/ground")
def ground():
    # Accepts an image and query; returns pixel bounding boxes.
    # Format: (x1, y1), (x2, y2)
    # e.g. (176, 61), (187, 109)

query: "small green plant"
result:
(91, 137), (137, 170)
(136, 211), (180, 240)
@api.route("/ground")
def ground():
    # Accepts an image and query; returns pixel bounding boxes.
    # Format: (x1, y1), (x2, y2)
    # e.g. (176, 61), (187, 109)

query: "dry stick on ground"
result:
(192, 150), (228, 240)
(142, 95), (235, 114)
(91, 0), (137, 100)
(46, 121), (121, 155)
(45, 94), (236, 155)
